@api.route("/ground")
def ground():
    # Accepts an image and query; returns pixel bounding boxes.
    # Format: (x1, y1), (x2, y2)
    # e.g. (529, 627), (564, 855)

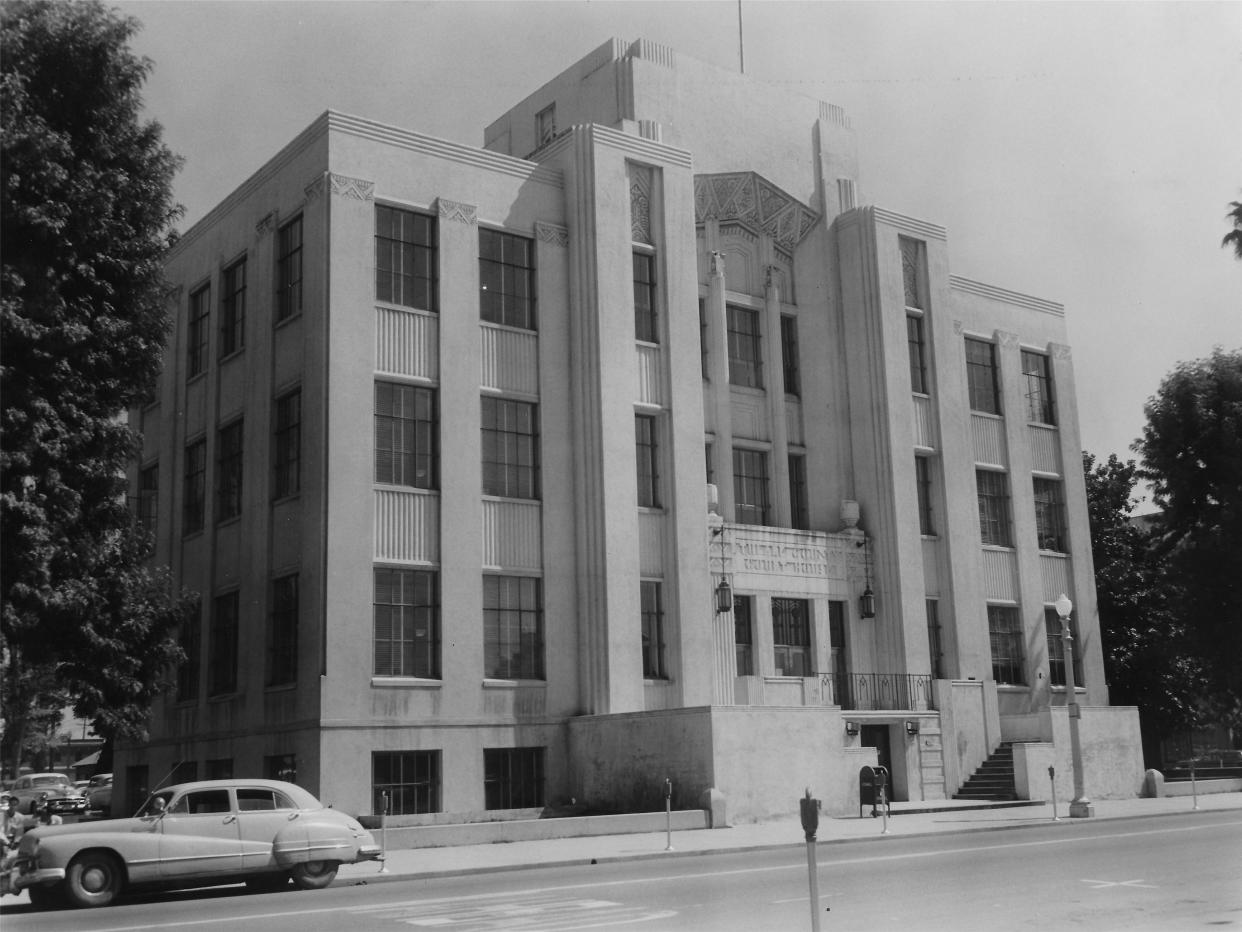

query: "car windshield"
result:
(31, 776), (66, 786)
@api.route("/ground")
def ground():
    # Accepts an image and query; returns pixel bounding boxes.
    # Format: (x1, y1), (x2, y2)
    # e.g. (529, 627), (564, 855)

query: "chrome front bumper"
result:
(3, 867), (66, 896)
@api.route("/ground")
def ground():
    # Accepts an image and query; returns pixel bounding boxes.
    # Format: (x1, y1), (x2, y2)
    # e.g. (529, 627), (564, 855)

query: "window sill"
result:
(218, 349), (244, 365)
(371, 677), (441, 689)
(970, 410), (1004, 421)
(996, 684), (1030, 692)
(981, 544), (1016, 554)
(375, 300), (437, 316)
(182, 529), (205, 541)
(728, 384), (766, 396)
(635, 338), (660, 348)
(483, 679), (547, 689)
(1038, 548), (1070, 557)
(642, 677), (672, 684)
(1049, 685), (1086, 694)
(186, 371), (207, 387)
(215, 515), (242, 530)
(274, 312), (303, 331)
(271, 492), (301, 506)
(207, 692), (240, 703)
(264, 682), (297, 694)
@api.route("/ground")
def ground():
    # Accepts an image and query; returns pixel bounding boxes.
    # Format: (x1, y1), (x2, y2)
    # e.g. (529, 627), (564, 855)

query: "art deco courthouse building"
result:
(121, 39), (1142, 821)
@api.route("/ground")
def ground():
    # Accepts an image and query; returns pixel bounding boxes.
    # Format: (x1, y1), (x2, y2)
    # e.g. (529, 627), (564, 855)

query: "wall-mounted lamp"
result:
(857, 538), (876, 618)
(845, 721), (860, 737)
(904, 720), (920, 736)
(714, 576), (734, 614)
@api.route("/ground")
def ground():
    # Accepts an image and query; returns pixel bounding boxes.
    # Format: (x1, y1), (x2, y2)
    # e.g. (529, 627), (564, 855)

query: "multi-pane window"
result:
(915, 456), (935, 536)
(780, 315), (801, 398)
(215, 420), (243, 523)
(208, 590), (239, 696)
(481, 397), (539, 499)
(733, 448), (770, 526)
(1034, 477), (1067, 552)
(1045, 608), (1084, 688)
(275, 215), (303, 322)
(535, 104), (556, 147)
(640, 580), (666, 679)
(265, 753), (297, 784)
(966, 338), (1002, 415)
(926, 599), (944, 680)
(373, 750), (439, 816)
(376, 205), (437, 310)
(698, 298), (709, 379)
(727, 305), (763, 388)
(633, 251), (658, 342)
(773, 597), (811, 676)
(789, 453), (809, 530)
(137, 463), (159, 536)
(267, 574), (298, 687)
(900, 236), (926, 310)
(373, 569), (440, 679)
(187, 284), (210, 378)
(704, 442), (714, 487)
(987, 605), (1024, 685)
(175, 606), (201, 702)
(480, 229), (535, 329)
(1022, 350), (1056, 425)
(907, 314), (928, 394)
(219, 257), (246, 358)
(484, 747), (545, 810)
(635, 414), (660, 508)
(183, 439), (206, 535)
(976, 470), (1012, 547)
(273, 390), (301, 499)
(375, 382), (437, 489)
(733, 595), (753, 676)
(483, 576), (544, 680)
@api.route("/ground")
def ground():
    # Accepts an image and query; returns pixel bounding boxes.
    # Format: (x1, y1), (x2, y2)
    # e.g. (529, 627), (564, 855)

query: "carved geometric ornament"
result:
(694, 172), (819, 252)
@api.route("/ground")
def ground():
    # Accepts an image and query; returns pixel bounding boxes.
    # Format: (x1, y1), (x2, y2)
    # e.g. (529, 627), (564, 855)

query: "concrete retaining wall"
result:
(376, 809), (709, 850)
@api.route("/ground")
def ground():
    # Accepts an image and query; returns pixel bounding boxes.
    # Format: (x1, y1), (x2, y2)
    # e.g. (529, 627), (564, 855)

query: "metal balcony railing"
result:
(820, 672), (935, 711)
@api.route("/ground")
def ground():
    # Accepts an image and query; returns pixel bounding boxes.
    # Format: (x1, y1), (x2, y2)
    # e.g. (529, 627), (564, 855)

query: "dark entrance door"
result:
(860, 724), (893, 795)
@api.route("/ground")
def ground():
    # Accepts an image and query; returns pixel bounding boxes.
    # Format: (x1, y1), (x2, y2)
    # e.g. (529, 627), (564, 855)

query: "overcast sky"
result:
(116, 1), (1241, 505)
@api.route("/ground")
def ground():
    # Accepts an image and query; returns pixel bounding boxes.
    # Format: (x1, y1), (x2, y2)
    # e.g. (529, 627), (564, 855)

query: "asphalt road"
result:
(2, 812), (1239, 931)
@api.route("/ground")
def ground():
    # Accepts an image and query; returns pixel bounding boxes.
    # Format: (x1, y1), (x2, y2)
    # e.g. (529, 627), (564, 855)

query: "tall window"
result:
(780, 315), (801, 397)
(1034, 477), (1067, 552)
(1022, 350), (1056, 425)
(926, 599), (944, 680)
(375, 382), (437, 489)
(175, 606), (201, 702)
(965, 337), (1001, 415)
(183, 439), (206, 535)
(187, 284), (210, 378)
(373, 750), (439, 816)
(483, 576), (544, 680)
(273, 389), (301, 499)
(773, 598), (811, 676)
(219, 257), (246, 358)
(215, 420), (243, 523)
(480, 229), (535, 329)
(915, 456), (935, 536)
(373, 569), (440, 679)
(137, 463), (159, 536)
(484, 747), (545, 810)
(1045, 608), (1084, 688)
(734, 595), (753, 676)
(275, 215), (303, 322)
(481, 397), (539, 499)
(698, 298), (709, 379)
(208, 590), (239, 696)
(640, 580), (666, 679)
(789, 453), (809, 530)
(267, 574), (298, 687)
(907, 314), (928, 394)
(727, 304), (763, 388)
(535, 104), (556, 147)
(733, 448), (770, 525)
(633, 251), (658, 342)
(635, 414), (660, 508)
(376, 205), (437, 310)
(987, 605), (1024, 685)
(900, 236), (926, 310)
(704, 442), (714, 487)
(976, 470), (1012, 546)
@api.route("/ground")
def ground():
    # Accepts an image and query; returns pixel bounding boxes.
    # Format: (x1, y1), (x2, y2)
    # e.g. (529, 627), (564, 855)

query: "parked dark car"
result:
(7, 773), (88, 816)
(85, 773), (113, 813)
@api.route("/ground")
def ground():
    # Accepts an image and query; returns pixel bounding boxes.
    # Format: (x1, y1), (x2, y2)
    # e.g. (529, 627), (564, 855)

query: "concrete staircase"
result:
(953, 741), (1018, 801)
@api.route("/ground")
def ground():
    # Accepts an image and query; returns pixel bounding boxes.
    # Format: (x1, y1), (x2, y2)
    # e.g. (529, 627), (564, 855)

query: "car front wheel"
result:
(290, 860), (337, 890)
(64, 851), (123, 908)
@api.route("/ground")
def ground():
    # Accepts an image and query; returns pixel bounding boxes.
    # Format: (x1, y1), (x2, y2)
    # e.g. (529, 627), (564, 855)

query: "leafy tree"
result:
(1223, 201), (1242, 260)
(1133, 348), (1242, 732)
(1084, 452), (1207, 760)
(1, 0), (194, 776)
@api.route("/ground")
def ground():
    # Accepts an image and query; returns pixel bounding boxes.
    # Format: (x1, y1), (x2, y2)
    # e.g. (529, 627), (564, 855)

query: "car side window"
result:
(237, 789), (296, 811)
(176, 790), (231, 815)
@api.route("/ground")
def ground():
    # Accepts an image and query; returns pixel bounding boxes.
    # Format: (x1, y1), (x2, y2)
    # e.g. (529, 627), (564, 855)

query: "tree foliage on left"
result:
(1, 0), (196, 774)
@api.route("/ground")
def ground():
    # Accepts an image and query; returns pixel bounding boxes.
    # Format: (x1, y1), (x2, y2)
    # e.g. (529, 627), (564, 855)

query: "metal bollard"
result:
(1048, 764), (1059, 821)
(664, 778), (674, 851)
(879, 784), (889, 835)
(1190, 761), (1199, 811)
(800, 789), (822, 932)
(378, 790), (389, 873)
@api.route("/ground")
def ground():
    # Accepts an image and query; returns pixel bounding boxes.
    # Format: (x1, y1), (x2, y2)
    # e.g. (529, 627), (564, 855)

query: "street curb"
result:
(334, 802), (1242, 889)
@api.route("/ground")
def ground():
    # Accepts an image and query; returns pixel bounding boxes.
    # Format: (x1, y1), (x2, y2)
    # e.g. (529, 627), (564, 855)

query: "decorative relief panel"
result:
(304, 175), (325, 202)
(694, 172), (819, 253)
(437, 198), (477, 225)
(330, 174), (375, 201)
(535, 221), (569, 247)
(630, 163), (653, 244)
(255, 212), (276, 240)
(997, 330), (1020, 349)
(1051, 343), (1072, 361)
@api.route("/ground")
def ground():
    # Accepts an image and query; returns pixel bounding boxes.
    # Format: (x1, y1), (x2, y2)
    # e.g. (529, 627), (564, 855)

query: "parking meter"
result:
(664, 779), (672, 802)
(800, 788), (820, 842)
(1047, 765), (1055, 780)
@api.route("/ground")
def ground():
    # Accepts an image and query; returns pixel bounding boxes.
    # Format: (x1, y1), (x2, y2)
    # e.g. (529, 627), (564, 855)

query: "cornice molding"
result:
(870, 206), (947, 241)
(950, 275), (1064, 317)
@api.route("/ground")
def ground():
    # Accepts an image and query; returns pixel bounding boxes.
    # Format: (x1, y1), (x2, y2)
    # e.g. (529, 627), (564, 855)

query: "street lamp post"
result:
(1055, 593), (1094, 818)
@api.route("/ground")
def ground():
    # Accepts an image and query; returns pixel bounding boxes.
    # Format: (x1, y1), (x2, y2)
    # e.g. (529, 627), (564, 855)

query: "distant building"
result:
(119, 39), (1142, 822)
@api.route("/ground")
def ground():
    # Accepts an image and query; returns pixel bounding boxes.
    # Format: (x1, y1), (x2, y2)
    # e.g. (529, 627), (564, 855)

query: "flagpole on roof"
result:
(738, 0), (745, 74)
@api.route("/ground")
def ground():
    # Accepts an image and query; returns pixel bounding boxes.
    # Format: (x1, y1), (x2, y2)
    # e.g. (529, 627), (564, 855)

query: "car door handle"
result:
(224, 815), (237, 824)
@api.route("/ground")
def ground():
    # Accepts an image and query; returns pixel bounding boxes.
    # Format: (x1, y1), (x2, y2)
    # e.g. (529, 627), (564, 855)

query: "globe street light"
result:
(1055, 593), (1094, 818)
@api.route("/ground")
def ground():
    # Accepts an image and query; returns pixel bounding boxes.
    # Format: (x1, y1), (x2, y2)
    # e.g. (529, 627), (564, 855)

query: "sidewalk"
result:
(336, 791), (1242, 886)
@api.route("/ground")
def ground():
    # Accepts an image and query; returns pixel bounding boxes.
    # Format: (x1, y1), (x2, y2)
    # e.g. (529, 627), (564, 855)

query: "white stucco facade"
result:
(119, 38), (1142, 824)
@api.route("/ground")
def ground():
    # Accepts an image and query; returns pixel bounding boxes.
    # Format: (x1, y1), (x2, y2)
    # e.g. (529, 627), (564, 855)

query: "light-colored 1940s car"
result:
(2, 779), (381, 908)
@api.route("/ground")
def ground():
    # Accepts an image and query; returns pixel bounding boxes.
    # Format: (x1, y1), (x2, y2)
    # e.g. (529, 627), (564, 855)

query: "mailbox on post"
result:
(859, 765), (890, 818)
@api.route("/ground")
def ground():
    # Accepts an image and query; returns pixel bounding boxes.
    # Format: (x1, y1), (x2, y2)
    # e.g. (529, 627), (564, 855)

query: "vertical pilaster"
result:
(705, 249), (735, 517)
(763, 265), (791, 527)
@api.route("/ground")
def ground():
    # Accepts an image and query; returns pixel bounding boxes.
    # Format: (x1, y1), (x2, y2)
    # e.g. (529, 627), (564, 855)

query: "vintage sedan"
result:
(7, 773), (88, 817)
(3, 779), (381, 908)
